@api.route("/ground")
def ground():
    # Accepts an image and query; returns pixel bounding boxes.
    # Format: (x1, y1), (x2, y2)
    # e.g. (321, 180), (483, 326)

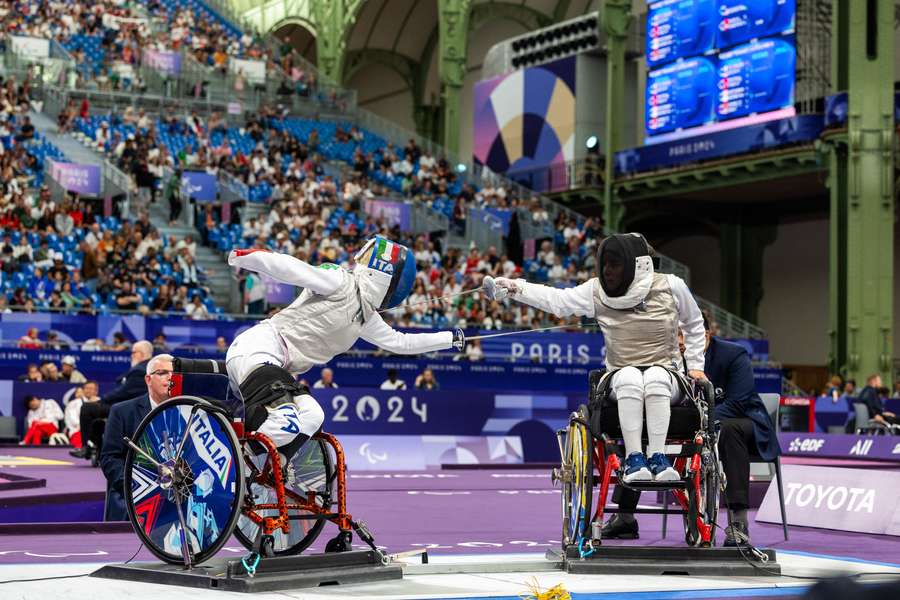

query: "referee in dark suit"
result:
(602, 313), (780, 545)
(70, 340), (153, 464)
(100, 353), (173, 521)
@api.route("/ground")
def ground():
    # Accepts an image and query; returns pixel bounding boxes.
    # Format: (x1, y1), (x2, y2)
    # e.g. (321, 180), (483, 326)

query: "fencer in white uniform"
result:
(484, 233), (706, 483)
(226, 235), (464, 457)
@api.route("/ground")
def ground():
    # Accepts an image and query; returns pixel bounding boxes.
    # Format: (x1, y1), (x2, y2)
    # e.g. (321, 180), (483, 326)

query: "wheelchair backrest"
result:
(170, 372), (243, 418)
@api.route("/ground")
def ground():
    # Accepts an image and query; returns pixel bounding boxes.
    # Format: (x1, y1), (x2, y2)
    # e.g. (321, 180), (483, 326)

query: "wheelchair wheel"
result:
(561, 406), (593, 549)
(683, 449), (720, 547)
(124, 397), (244, 565)
(234, 436), (334, 555)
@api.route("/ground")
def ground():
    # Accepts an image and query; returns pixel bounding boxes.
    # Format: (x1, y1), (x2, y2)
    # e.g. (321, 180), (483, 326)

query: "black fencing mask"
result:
(597, 233), (652, 297)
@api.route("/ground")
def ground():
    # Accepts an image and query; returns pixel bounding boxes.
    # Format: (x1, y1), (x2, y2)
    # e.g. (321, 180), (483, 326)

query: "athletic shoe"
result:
(622, 452), (652, 483)
(600, 514), (639, 539)
(648, 452), (680, 482)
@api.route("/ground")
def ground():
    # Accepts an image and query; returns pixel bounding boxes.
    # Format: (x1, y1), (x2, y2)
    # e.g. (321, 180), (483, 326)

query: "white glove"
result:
(483, 276), (520, 301)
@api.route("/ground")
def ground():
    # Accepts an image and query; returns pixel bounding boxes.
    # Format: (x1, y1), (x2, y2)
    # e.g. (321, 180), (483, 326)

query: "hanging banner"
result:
(142, 49), (182, 76)
(615, 114), (824, 175)
(48, 160), (102, 196)
(364, 199), (411, 231)
(10, 35), (50, 59)
(180, 171), (218, 201)
(229, 58), (266, 85)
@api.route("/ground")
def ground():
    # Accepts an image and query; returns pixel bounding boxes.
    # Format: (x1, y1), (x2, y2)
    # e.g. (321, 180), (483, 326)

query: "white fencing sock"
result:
(643, 366), (674, 456)
(612, 367), (645, 456)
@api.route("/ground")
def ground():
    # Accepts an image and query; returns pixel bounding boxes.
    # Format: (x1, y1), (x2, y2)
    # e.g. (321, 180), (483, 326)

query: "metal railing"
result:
(695, 297), (766, 340)
(505, 158), (604, 193)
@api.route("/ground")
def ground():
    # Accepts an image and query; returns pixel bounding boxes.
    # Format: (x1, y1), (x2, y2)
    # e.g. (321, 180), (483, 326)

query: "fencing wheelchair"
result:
(122, 358), (377, 568)
(553, 368), (723, 552)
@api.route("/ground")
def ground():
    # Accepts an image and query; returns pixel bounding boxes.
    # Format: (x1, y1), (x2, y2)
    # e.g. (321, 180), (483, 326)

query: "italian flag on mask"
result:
(376, 238), (400, 264)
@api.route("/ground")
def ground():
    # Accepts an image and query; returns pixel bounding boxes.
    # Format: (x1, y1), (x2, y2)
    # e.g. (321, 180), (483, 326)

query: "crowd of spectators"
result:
(817, 372), (900, 432)
(0, 0), (271, 91)
(1, 205), (219, 316)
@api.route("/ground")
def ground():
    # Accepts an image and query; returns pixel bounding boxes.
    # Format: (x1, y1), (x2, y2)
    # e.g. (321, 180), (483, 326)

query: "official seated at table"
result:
(99, 354), (174, 521)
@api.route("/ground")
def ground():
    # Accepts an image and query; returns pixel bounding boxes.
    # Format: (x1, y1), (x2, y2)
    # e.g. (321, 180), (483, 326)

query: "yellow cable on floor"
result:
(519, 577), (571, 600)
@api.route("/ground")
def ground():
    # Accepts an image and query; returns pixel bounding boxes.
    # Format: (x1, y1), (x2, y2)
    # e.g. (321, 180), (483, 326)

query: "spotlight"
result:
(586, 135), (599, 150)
(456, 163), (467, 173)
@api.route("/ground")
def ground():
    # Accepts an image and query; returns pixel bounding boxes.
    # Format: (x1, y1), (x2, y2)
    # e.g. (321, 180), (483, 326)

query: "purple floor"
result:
(1, 447), (899, 567)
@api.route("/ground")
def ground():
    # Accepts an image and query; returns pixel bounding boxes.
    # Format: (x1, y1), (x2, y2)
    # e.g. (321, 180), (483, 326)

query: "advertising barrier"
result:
(778, 432), (900, 462)
(757, 464), (900, 536)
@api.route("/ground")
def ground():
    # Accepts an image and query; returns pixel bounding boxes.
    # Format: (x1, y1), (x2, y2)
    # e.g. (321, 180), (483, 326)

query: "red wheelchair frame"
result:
(169, 369), (377, 559)
(581, 373), (721, 548)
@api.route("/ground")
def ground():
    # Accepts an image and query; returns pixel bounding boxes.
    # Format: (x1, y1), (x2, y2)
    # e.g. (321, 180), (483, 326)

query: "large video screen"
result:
(645, 0), (796, 144)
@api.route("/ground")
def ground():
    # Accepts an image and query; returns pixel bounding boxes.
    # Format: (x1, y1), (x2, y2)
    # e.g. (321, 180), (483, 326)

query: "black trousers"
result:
(80, 401), (111, 450)
(613, 417), (755, 513)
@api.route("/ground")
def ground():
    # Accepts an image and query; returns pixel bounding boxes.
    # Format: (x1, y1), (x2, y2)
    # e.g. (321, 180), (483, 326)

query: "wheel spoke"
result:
(172, 482), (194, 568)
(124, 437), (162, 468)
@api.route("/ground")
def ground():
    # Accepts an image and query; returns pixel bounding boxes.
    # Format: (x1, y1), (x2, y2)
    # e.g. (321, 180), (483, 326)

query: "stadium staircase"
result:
(25, 106), (237, 312)
(147, 200), (235, 311)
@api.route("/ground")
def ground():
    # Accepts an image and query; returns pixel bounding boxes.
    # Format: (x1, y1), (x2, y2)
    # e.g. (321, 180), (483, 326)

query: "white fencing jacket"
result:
(229, 250), (452, 374)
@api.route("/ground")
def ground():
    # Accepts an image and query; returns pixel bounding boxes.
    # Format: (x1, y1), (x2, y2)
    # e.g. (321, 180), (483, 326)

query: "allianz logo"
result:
(788, 437), (825, 453)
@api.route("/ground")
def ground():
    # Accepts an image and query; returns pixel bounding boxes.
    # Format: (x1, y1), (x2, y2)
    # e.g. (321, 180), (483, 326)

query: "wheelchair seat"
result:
(587, 368), (705, 443)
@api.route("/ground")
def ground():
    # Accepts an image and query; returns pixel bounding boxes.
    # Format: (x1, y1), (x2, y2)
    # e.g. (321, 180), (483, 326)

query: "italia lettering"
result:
(785, 483), (875, 513)
(371, 259), (394, 273)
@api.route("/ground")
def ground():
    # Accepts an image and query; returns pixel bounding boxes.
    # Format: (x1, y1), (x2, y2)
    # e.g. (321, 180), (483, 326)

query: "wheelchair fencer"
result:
(554, 368), (723, 552)
(122, 358), (377, 569)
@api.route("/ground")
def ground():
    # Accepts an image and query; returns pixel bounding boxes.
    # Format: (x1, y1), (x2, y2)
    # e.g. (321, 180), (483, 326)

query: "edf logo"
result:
(788, 437), (825, 453)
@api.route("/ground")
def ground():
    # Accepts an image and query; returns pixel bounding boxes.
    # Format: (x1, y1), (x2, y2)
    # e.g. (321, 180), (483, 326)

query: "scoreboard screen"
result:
(644, 0), (796, 144)
(716, 38), (796, 120)
(717, 0), (796, 49)
(646, 58), (716, 135)
(646, 0), (716, 68)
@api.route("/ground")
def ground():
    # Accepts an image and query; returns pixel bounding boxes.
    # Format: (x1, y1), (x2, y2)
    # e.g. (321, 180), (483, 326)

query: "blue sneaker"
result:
(648, 453), (679, 482)
(622, 452), (652, 483)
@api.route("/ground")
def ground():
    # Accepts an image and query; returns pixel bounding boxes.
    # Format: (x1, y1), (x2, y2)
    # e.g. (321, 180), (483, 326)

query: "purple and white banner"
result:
(757, 464), (900, 536)
(364, 199), (411, 231)
(142, 49), (182, 75)
(339, 435), (523, 470)
(48, 161), (101, 195)
(180, 171), (218, 201)
(261, 274), (296, 305)
(778, 433), (900, 461)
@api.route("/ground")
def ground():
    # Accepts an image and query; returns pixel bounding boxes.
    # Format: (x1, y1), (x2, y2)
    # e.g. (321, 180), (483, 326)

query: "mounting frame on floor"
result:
(547, 545), (781, 577)
(91, 550), (402, 593)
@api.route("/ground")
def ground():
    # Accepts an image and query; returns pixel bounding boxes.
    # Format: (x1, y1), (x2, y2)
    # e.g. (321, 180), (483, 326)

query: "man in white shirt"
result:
(313, 368), (338, 389)
(379, 369), (407, 390)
